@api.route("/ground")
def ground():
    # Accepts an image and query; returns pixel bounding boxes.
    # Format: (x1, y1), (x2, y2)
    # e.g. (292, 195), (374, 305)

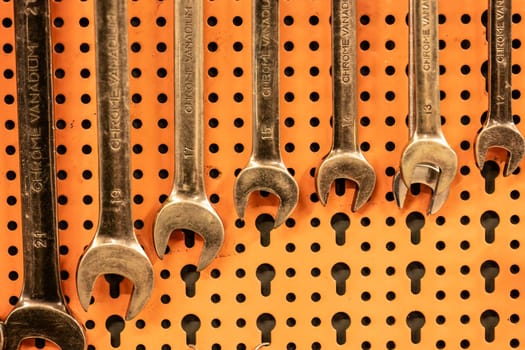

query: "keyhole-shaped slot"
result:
(257, 313), (276, 343)
(256, 264), (276, 296)
(181, 264), (200, 297)
(481, 210), (499, 243)
(406, 261), (425, 294)
(481, 161), (500, 194)
(480, 260), (499, 293)
(481, 309), (499, 342)
(481, 59), (489, 91)
(406, 311), (425, 344)
(183, 229), (195, 248)
(406, 212), (425, 244)
(182, 314), (201, 346)
(331, 212), (350, 246)
(335, 178), (346, 196)
(331, 312), (350, 345)
(105, 315), (125, 348)
(410, 183), (421, 196)
(331, 262), (350, 295)
(104, 274), (124, 298)
(256, 214), (275, 247)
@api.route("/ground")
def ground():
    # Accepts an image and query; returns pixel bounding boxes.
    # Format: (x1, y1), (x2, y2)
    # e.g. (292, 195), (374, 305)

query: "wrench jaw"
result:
(400, 140), (457, 196)
(316, 151), (376, 211)
(393, 167), (450, 215)
(76, 241), (154, 321)
(0, 321), (4, 349)
(153, 196), (225, 271)
(475, 124), (525, 177)
(4, 303), (86, 350)
(234, 164), (299, 228)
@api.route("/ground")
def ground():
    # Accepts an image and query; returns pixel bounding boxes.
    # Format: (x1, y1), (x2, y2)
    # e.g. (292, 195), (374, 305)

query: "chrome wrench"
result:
(316, 0), (376, 211)
(5, 1), (85, 348)
(153, 0), (224, 271)
(475, 0), (525, 176)
(234, 0), (299, 228)
(76, 0), (154, 320)
(396, 0), (457, 214)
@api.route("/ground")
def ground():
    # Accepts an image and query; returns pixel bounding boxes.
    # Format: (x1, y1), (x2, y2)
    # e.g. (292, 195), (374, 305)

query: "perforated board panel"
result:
(0, 0), (525, 349)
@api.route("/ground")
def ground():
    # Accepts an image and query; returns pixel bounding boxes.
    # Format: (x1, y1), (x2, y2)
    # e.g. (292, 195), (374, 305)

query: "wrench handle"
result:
(410, 0), (442, 136)
(488, 0), (512, 124)
(331, 0), (359, 152)
(94, 0), (134, 237)
(251, 0), (282, 162)
(173, 0), (205, 195)
(14, 0), (63, 303)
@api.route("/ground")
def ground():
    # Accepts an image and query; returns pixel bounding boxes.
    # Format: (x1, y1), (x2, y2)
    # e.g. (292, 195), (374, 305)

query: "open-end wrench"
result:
(316, 0), (376, 211)
(4, 1), (86, 348)
(234, 0), (299, 228)
(153, 0), (224, 271)
(394, 11), (448, 215)
(395, 0), (457, 214)
(76, 0), (154, 320)
(475, 0), (525, 176)
(393, 164), (449, 213)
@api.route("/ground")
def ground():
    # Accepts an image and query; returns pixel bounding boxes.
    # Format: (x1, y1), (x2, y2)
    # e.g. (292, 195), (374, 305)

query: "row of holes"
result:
(89, 309), (521, 349)
(0, 208), (519, 250)
(17, 307), (523, 349)
(1, 9), (518, 29)
(1, 87), (524, 105)
(71, 310), (519, 349)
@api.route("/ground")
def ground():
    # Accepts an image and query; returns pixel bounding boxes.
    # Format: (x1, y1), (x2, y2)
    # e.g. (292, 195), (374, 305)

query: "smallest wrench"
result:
(475, 0), (525, 176)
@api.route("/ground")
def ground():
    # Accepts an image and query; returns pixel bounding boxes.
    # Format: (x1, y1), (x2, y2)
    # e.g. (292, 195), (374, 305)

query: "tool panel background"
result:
(0, 0), (524, 349)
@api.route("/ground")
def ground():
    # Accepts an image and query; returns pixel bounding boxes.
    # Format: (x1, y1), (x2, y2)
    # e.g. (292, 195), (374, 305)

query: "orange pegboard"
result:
(0, 0), (525, 349)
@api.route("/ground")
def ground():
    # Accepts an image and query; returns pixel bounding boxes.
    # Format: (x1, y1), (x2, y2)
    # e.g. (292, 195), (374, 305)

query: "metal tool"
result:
(393, 164), (449, 213)
(76, 0), (154, 320)
(234, 0), (299, 228)
(153, 0), (224, 271)
(475, 0), (525, 176)
(4, 1), (86, 348)
(316, 0), (376, 211)
(395, 0), (457, 214)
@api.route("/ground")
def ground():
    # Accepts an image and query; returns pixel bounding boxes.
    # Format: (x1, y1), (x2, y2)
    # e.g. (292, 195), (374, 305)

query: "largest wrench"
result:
(4, 1), (85, 348)
(396, 0), (457, 213)
(76, 0), (154, 320)
(234, 0), (299, 228)
(475, 0), (525, 176)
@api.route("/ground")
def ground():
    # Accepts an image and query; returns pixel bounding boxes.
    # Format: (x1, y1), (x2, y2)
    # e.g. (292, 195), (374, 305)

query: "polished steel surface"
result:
(475, 0), (525, 176)
(395, 0), (457, 214)
(76, 0), (154, 321)
(4, 1), (86, 348)
(234, 0), (299, 228)
(153, 0), (224, 271)
(315, 0), (376, 212)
